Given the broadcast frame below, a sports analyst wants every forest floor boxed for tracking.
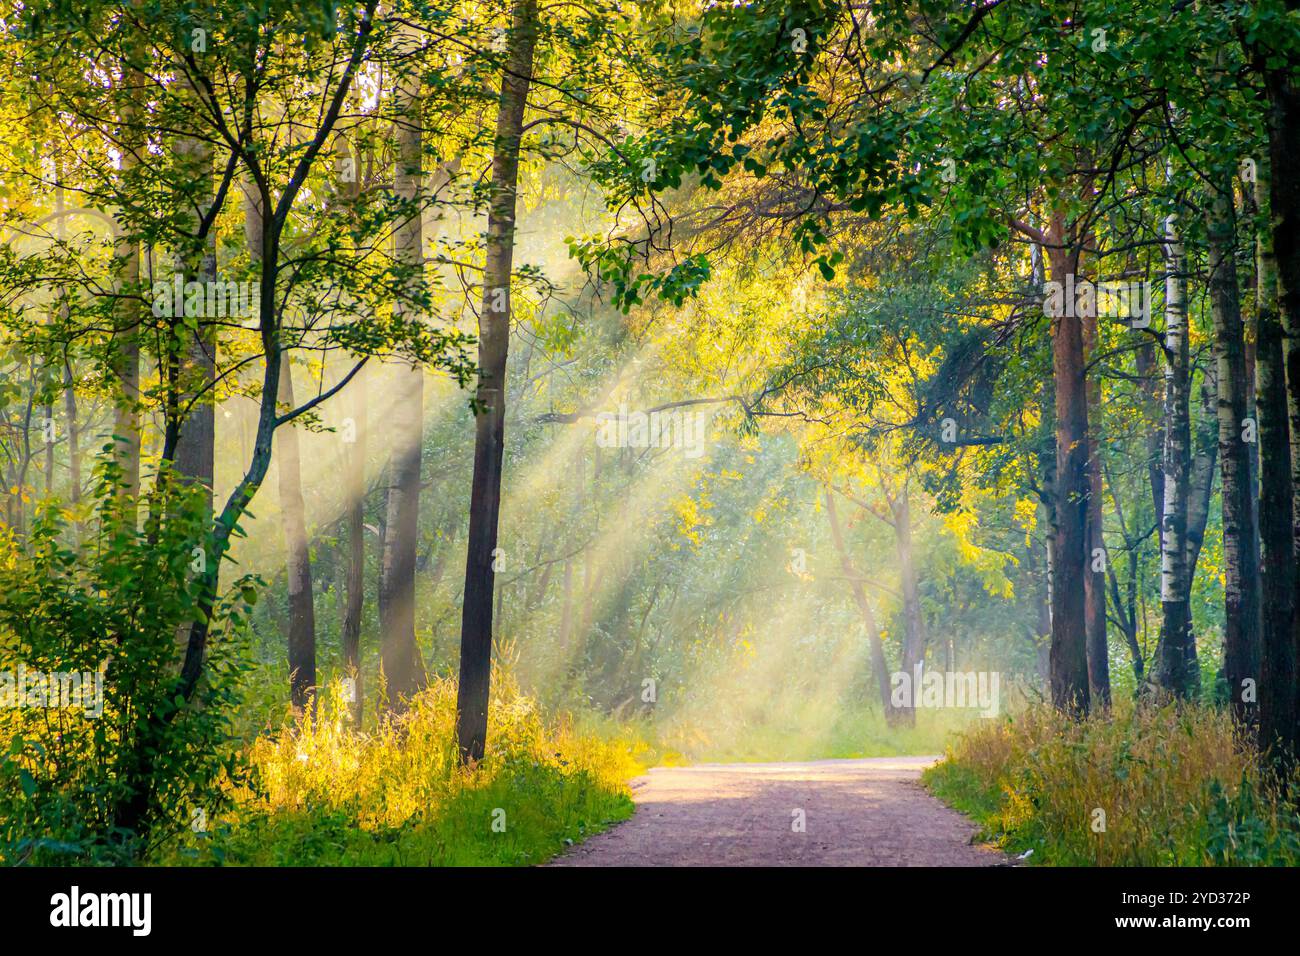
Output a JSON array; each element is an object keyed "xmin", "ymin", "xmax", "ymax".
[{"xmin": 548, "ymin": 755, "xmax": 1010, "ymax": 866}]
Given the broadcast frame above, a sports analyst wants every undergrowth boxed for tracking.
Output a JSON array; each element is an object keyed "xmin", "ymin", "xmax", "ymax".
[
  {"xmin": 924, "ymin": 702, "xmax": 1300, "ymax": 865},
  {"xmin": 158, "ymin": 672, "xmax": 643, "ymax": 866}
]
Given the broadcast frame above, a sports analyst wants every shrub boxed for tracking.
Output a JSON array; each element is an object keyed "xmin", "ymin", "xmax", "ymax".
[{"xmin": 0, "ymin": 463, "xmax": 254, "ymax": 864}]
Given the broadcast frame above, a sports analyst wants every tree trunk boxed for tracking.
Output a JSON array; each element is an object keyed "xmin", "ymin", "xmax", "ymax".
[
  {"xmin": 335, "ymin": 129, "xmax": 366, "ymax": 725},
  {"xmin": 110, "ymin": 64, "xmax": 143, "ymax": 506},
  {"xmin": 580, "ymin": 450, "xmax": 600, "ymax": 641},
  {"xmin": 1154, "ymin": 212, "xmax": 1196, "ymax": 698},
  {"xmin": 244, "ymin": 177, "xmax": 316, "ymax": 712},
  {"xmin": 1082, "ymin": 309, "xmax": 1111, "ymax": 707},
  {"xmin": 1264, "ymin": 50, "xmax": 1300, "ymax": 761},
  {"xmin": 1253, "ymin": 161, "xmax": 1296, "ymax": 753},
  {"xmin": 378, "ymin": 371, "xmax": 424, "ymax": 709},
  {"xmin": 42, "ymin": 396, "xmax": 54, "ymax": 495},
  {"xmin": 167, "ymin": 98, "xmax": 218, "ymax": 507},
  {"xmin": 891, "ymin": 488, "xmax": 927, "ymax": 726},
  {"xmin": 343, "ymin": 367, "xmax": 366, "ymax": 724},
  {"xmin": 62, "ymin": 358, "xmax": 79, "ymax": 504},
  {"xmin": 378, "ymin": 39, "xmax": 428, "ymax": 710},
  {"xmin": 559, "ymin": 555, "xmax": 574, "ymax": 650},
  {"xmin": 276, "ymin": 355, "xmax": 317, "ymax": 713},
  {"xmin": 172, "ymin": 200, "xmax": 217, "ymax": 516},
  {"xmin": 1136, "ymin": 341, "xmax": 1165, "ymax": 532},
  {"xmin": 824, "ymin": 487, "xmax": 894, "ymax": 720},
  {"xmin": 1208, "ymin": 181, "xmax": 1262, "ymax": 724},
  {"xmin": 1045, "ymin": 226, "xmax": 1091, "ymax": 716},
  {"xmin": 455, "ymin": 0, "xmax": 538, "ymax": 763},
  {"xmin": 114, "ymin": 0, "xmax": 380, "ymax": 836},
  {"xmin": 1186, "ymin": 364, "xmax": 1218, "ymax": 580},
  {"xmin": 111, "ymin": 225, "xmax": 142, "ymax": 502}
]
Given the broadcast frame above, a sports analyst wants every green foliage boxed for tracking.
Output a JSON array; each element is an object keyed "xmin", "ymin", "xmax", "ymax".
[
  {"xmin": 1202, "ymin": 776, "xmax": 1300, "ymax": 866},
  {"xmin": 0, "ymin": 460, "xmax": 255, "ymax": 864}
]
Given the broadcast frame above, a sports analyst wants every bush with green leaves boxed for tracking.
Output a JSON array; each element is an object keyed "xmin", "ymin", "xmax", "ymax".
[{"xmin": 0, "ymin": 459, "xmax": 255, "ymax": 864}]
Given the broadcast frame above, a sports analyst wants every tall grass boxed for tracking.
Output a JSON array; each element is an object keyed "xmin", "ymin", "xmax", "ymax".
[
  {"xmin": 161, "ymin": 672, "xmax": 644, "ymax": 866},
  {"xmin": 924, "ymin": 702, "xmax": 1300, "ymax": 865}
]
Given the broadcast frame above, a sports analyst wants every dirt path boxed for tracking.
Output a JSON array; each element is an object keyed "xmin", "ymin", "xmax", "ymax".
[{"xmin": 550, "ymin": 755, "xmax": 1009, "ymax": 867}]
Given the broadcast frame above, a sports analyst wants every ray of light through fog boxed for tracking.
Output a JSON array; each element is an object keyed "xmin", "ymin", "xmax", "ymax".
[
  {"xmin": 186, "ymin": 178, "xmax": 989, "ymax": 756},
  {"xmin": 8, "ymin": 0, "xmax": 1292, "ymax": 880}
]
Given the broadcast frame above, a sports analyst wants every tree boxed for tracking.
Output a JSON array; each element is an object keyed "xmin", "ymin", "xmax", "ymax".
[
  {"xmin": 1152, "ymin": 212, "xmax": 1195, "ymax": 698},
  {"xmin": 456, "ymin": 0, "xmax": 540, "ymax": 763},
  {"xmin": 1206, "ymin": 174, "xmax": 1262, "ymax": 722},
  {"xmin": 276, "ymin": 354, "xmax": 318, "ymax": 713},
  {"xmin": 1, "ymin": 0, "xmax": 475, "ymax": 835},
  {"xmin": 379, "ymin": 24, "xmax": 429, "ymax": 709},
  {"xmin": 1252, "ymin": 159, "xmax": 1296, "ymax": 751},
  {"xmin": 1243, "ymin": 0, "xmax": 1300, "ymax": 759}
]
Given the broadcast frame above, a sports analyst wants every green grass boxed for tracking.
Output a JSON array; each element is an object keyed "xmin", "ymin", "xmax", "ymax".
[
  {"xmin": 156, "ymin": 672, "xmax": 642, "ymax": 866},
  {"xmin": 924, "ymin": 757, "xmax": 1036, "ymax": 859},
  {"xmin": 657, "ymin": 704, "xmax": 991, "ymax": 763},
  {"xmin": 923, "ymin": 702, "xmax": 1300, "ymax": 866},
  {"xmin": 174, "ymin": 764, "xmax": 633, "ymax": 866}
]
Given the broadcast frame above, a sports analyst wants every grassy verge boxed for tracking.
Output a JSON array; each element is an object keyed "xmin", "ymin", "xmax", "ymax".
[
  {"xmin": 158, "ymin": 674, "xmax": 642, "ymax": 866},
  {"xmin": 657, "ymin": 705, "xmax": 990, "ymax": 762},
  {"xmin": 923, "ymin": 702, "xmax": 1300, "ymax": 866}
]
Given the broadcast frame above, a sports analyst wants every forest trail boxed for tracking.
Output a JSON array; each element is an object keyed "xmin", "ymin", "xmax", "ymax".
[{"xmin": 549, "ymin": 755, "xmax": 1010, "ymax": 867}]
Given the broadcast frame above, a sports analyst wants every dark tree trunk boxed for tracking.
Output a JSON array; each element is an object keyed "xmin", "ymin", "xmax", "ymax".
[
  {"xmin": 1082, "ymin": 309, "xmax": 1111, "ymax": 707},
  {"xmin": 378, "ymin": 365, "xmax": 424, "ymax": 707},
  {"xmin": 277, "ymin": 356, "xmax": 317, "ymax": 712},
  {"xmin": 111, "ymin": 230, "xmax": 141, "ymax": 501},
  {"xmin": 343, "ymin": 368, "xmax": 366, "ymax": 724},
  {"xmin": 1045, "ymin": 229, "xmax": 1091, "ymax": 716},
  {"xmin": 245, "ymin": 177, "xmax": 316, "ymax": 712},
  {"xmin": 378, "ymin": 44, "xmax": 428, "ymax": 710},
  {"xmin": 1208, "ymin": 180, "xmax": 1262, "ymax": 724},
  {"xmin": 1254, "ymin": 160, "xmax": 1297, "ymax": 754},
  {"xmin": 455, "ymin": 0, "xmax": 538, "ymax": 763},
  {"xmin": 334, "ymin": 132, "xmax": 366, "ymax": 724},
  {"xmin": 111, "ymin": 67, "xmax": 143, "ymax": 506},
  {"xmin": 1262, "ymin": 47, "xmax": 1300, "ymax": 760},
  {"xmin": 172, "ymin": 129, "xmax": 217, "ymax": 514}
]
